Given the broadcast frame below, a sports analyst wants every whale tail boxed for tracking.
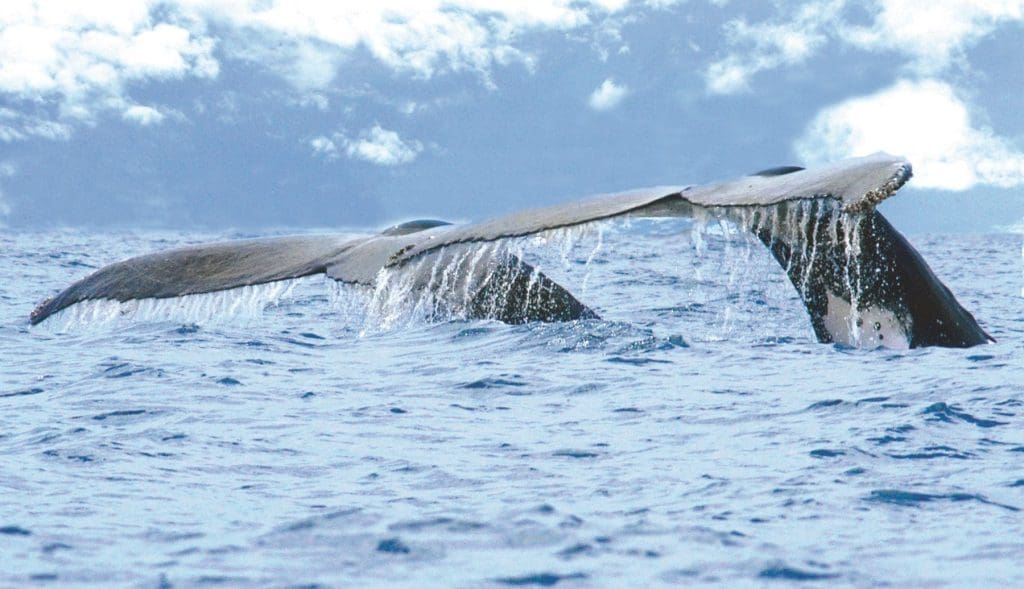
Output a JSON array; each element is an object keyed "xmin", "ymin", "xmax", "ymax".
[
  {"xmin": 747, "ymin": 202, "xmax": 992, "ymax": 348},
  {"xmin": 29, "ymin": 154, "xmax": 993, "ymax": 348},
  {"xmin": 29, "ymin": 234, "xmax": 598, "ymax": 326},
  {"xmin": 466, "ymin": 253, "xmax": 599, "ymax": 323},
  {"xmin": 29, "ymin": 235, "xmax": 355, "ymax": 325}
]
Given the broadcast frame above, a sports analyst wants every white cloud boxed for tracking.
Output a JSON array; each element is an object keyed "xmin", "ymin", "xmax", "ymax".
[
  {"xmin": 645, "ymin": 0, "xmax": 690, "ymax": 6},
  {"xmin": 0, "ymin": 1, "xmax": 659, "ymax": 140},
  {"xmin": 0, "ymin": 108, "xmax": 72, "ymax": 142},
  {"xmin": 309, "ymin": 135, "xmax": 339, "ymax": 159},
  {"xmin": 343, "ymin": 126, "xmax": 423, "ymax": 166},
  {"xmin": 0, "ymin": 1, "xmax": 217, "ymax": 138},
  {"xmin": 706, "ymin": 0, "xmax": 841, "ymax": 94},
  {"xmin": 712, "ymin": 0, "xmax": 1024, "ymax": 194},
  {"xmin": 175, "ymin": 1, "xmax": 634, "ymax": 89},
  {"xmin": 310, "ymin": 126, "xmax": 423, "ymax": 165},
  {"xmin": 588, "ymin": 78, "xmax": 630, "ymax": 111},
  {"xmin": 706, "ymin": 0, "xmax": 1024, "ymax": 93},
  {"xmin": 122, "ymin": 105, "xmax": 166, "ymax": 126},
  {"xmin": 842, "ymin": 0, "xmax": 1024, "ymax": 73},
  {"xmin": 0, "ymin": 161, "xmax": 15, "ymax": 219},
  {"xmin": 297, "ymin": 93, "xmax": 330, "ymax": 111},
  {"xmin": 794, "ymin": 79, "xmax": 1024, "ymax": 190}
]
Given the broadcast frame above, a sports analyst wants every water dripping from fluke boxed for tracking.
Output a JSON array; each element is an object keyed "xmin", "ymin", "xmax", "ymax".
[{"xmin": 29, "ymin": 155, "xmax": 993, "ymax": 349}]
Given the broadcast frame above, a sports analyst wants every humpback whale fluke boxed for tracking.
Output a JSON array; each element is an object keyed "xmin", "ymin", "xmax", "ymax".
[{"xmin": 29, "ymin": 154, "xmax": 992, "ymax": 348}]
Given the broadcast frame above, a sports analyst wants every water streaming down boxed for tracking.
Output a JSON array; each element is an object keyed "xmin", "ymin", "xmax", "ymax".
[
  {"xmin": 353, "ymin": 205, "xmax": 829, "ymax": 344},
  {"xmin": 722, "ymin": 201, "xmax": 925, "ymax": 348},
  {"xmin": 2, "ymin": 223, "xmax": 1022, "ymax": 587},
  {"xmin": 34, "ymin": 212, "xmax": 820, "ymax": 343},
  {"xmin": 36, "ymin": 277, "xmax": 318, "ymax": 333}
]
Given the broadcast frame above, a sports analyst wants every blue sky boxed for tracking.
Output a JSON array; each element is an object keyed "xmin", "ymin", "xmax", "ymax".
[{"xmin": 1, "ymin": 0, "xmax": 1022, "ymax": 232}]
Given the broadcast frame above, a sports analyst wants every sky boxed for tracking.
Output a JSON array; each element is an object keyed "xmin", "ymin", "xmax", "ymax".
[{"xmin": 1, "ymin": 0, "xmax": 1023, "ymax": 233}]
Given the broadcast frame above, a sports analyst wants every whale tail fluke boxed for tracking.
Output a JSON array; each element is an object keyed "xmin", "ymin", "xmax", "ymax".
[
  {"xmin": 29, "ymin": 233, "xmax": 598, "ymax": 326},
  {"xmin": 748, "ymin": 203, "xmax": 992, "ymax": 348},
  {"xmin": 29, "ymin": 235, "xmax": 354, "ymax": 325},
  {"xmin": 29, "ymin": 154, "xmax": 993, "ymax": 348},
  {"xmin": 467, "ymin": 254, "xmax": 599, "ymax": 323}
]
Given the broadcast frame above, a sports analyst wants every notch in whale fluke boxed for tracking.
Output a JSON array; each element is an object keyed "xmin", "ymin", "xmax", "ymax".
[{"xmin": 28, "ymin": 154, "xmax": 993, "ymax": 349}]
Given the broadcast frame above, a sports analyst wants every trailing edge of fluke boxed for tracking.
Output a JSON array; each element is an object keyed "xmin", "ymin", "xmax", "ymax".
[{"xmin": 30, "ymin": 153, "xmax": 993, "ymax": 349}]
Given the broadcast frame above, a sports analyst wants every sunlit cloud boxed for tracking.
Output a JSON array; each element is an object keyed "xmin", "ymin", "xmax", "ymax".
[
  {"xmin": 0, "ymin": 1, "xmax": 217, "ymax": 136},
  {"xmin": 712, "ymin": 0, "xmax": 1024, "ymax": 194},
  {"xmin": 841, "ymin": 0, "xmax": 1024, "ymax": 74},
  {"xmin": 705, "ymin": 0, "xmax": 841, "ymax": 95},
  {"xmin": 794, "ymin": 79, "xmax": 1024, "ymax": 190},
  {"xmin": 0, "ymin": 108, "xmax": 72, "ymax": 142},
  {"xmin": 310, "ymin": 126, "xmax": 423, "ymax": 166},
  {"xmin": 122, "ymin": 105, "xmax": 167, "ymax": 126},
  {"xmin": 343, "ymin": 126, "xmax": 423, "ymax": 166},
  {"xmin": 706, "ymin": 0, "xmax": 1024, "ymax": 94},
  {"xmin": 1, "ymin": 1, "xmax": 661, "ymax": 141},
  {"xmin": 309, "ymin": 136, "xmax": 339, "ymax": 160},
  {"xmin": 588, "ymin": 78, "xmax": 630, "ymax": 111},
  {"xmin": 0, "ymin": 161, "xmax": 15, "ymax": 220}
]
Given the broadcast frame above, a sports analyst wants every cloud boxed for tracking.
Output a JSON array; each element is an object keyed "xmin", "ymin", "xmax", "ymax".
[
  {"xmin": 842, "ymin": 0, "xmax": 1024, "ymax": 73},
  {"xmin": 0, "ymin": 1, "xmax": 217, "ymax": 138},
  {"xmin": 309, "ymin": 136, "xmax": 339, "ymax": 159},
  {"xmin": 310, "ymin": 126, "xmax": 423, "ymax": 166},
  {"xmin": 0, "ymin": 1, "xmax": 666, "ymax": 140},
  {"xmin": 343, "ymin": 126, "xmax": 423, "ymax": 166},
  {"xmin": 181, "ymin": 1, "xmax": 641, "ymax": 90},
  {"xmin": 794, "ymin": 79, "xmax": 1024, "ymax": 190},
  {"xmin": 712, "ymin": 0, "xmax": 1024, "ymax": 194},
  {"xmin": 705, "ymin": 0, "xmax": 842, "ymax": 94},
  {"xmin": 122, "ymin": 105, "xmax": 166, "ymax": 126},
  {"xmin": 645, "ymin": 0, "xmax": 691, "ymax": 7},
  {"xmin": 0, "ymin": 161, "xmax": 15, "ymax": 220},
  {"xmin": 0, "ymin": 108, "xmax": 72, "ymax": 142},
  {"xmin": 309, "ymin": 135, "xmax": 337, "ymax": 156},
  {"xmin": 706, "ymin": 0, "xmax": 1024, "ymax": 93},
  {"xmin": 588, "ymin": 78, "xmax": 630, "ymax": 111}
]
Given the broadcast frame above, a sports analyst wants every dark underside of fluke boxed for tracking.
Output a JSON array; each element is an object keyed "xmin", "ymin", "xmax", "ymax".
[{"xmin": 30, "ymin": 154, "xmax": 992, "ymax": 349}]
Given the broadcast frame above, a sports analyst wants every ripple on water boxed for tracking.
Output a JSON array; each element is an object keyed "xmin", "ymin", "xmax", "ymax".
[
  {"xmin": 376, "ymin": 538, "xmax": 411, "ymax": 554},
  {"xmin": 866, "ymin": 490, "xmax": 1020, "ymax": 512},
  {"xmin": 494, "ymin": 572, "xmax": 589, "ymax": 586},
  {"xmin": 460, "ymin": 374, "xmax": 528, "ymax": 389},
  {"xmin": 3, "ymin": 229, "xmax": 1023, "ymax": 588},
  {"xmin": 0, "ymin": 387, "xmax": 44, "ymax": 398},
  {"xmin": 885, "ymin": 446, "xmax": 974, "ymax": 460},
  {"xmin": 758, "ymin": 564, "xmax": 839, "ymax": 581},
  {"xmin": 91, "ymin": 409, "xmax": 148, "ymax": 421},
  {"xmin": 922, "ymin": 402, "xmax": 1008, "ymax": 428}
]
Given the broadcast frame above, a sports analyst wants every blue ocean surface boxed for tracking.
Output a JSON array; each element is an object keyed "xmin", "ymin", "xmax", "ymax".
[{"xmin": 2, "ymin": 222, "xmax": 1023, "ymax": 587}]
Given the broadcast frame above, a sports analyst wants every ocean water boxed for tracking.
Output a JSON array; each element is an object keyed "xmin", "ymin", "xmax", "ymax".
[{"xmin": 2, "ymin": 222, "xmax": 1023, "ymax": 587}]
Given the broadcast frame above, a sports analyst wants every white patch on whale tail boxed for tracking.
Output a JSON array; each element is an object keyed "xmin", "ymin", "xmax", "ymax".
[{"xmin": 821, "ymin": 292, "xmax": 911, "ymax": 349}]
